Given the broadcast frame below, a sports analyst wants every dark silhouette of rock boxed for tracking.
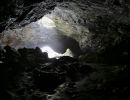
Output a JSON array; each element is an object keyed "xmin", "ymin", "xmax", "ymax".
[
  {"xmin": 33, "ymin": 68, "xmax": 66, "ymax": 92},
  {"xmin": 0, "ymin": 46, "xmax": 4, "ymax": 61},
  {"xmin": 0, "ymin": 46, "xmax": 128, "ymax": 100},
  {"xmin": 4, "ymin": 45, "xmax": 20, "ymax": 63},
  {"xmin": 0, "ymin": 0, "xmax": 129, "ymax": 99},
  {"xmin": 58, "ymin": 56, "xmax": 78, "ymax": 63},
  {"xmin": 79, "ymin": 64, "xmax": 95, "ymax": 75}
]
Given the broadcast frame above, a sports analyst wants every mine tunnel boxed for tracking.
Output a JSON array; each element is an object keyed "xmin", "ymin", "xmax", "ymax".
[{"xmin": 0, "ymin": 0, "xmax": 129, "ymax": 100}]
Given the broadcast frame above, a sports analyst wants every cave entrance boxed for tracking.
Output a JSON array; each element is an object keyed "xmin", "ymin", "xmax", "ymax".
[
  {"xmin": 0, "ymin": 8, "xmax": 81, "ymax": 58},
  {"xmin": 41, "ymin": 46, "xmax": 73, "ymax": 58}
]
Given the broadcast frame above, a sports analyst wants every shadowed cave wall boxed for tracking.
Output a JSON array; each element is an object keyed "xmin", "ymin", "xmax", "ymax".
[{"xmin": 0, "ymin": 0, "xmax": 129, "ymax": 100}]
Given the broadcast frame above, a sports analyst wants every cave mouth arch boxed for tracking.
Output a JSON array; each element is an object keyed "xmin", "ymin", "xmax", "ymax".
[{"xmin": 0, "ymin": 10, "xmax": 82, "ymax": 58}]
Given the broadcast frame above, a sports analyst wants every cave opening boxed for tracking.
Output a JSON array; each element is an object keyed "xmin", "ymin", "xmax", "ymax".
[
  {"xmin": 0, "ymin": 0, "xmax": 129, "ymax": 99},
  {"xmin": 0, "ymin": 8, "xmax": 82, "ymax": 58}
]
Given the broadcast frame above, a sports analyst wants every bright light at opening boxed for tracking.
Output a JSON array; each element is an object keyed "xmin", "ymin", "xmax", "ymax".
[
  {"xmin": 41, "ymin": 46, "xmax": 60, "ymax": 58},
  {"xmin": 41, "ymin": 46, "xmax": 73, "ymax": 58},
  {"xmin": 37, "ymin": 16, "xmax": 56, "ymax": 28}
]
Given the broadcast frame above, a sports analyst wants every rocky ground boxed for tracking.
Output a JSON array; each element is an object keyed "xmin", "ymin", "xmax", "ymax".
[
  {"xmin": 0, "ymin": 46, "xmax": 129, "ymax": 100},
  {"xmin": 0, "ymin": 0, "xmax": 129, "ymax": 100}
]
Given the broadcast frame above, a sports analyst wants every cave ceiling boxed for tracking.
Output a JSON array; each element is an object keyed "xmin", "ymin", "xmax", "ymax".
[
  {"xmin": 0, "ymin": 0, "xmax": 130, "ymax": 53},
  {"xmin": 1, "ymin": 0, "xmax": 129, "ymax": 32}
]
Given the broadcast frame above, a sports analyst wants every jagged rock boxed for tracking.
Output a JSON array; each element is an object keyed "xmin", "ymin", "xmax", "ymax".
[
  {"xmin": 58, "ymin": 56, "xmax": 78, "ymax": 63},
  {"xmin": 4, "ymin": 45, "xmax": 20, "ymax": 63},
  {"xmin": 0, "ymin": 0, "xmax": 129, "ymax": 100},
  {"xmin": 33, "ymin": 68, "xmax": 66, "ymax": 92},
  {"xmin": 0, "ymin": 46, "xmax": 129, "ymax": 100},
  {"xmin": 0, "ymin": 0, "xmax": 130, "ymax": 63}
]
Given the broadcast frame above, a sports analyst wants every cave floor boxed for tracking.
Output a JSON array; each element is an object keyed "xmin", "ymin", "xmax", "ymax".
[{"xmin": 0, "ymin": 47, "xmax": 128, "ymax": 100}]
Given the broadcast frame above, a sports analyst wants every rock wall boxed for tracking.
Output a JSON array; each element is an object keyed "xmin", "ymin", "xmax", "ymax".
[{"xmin": 0, "ymin": 0, "xmax": 130, "ymax": 63}]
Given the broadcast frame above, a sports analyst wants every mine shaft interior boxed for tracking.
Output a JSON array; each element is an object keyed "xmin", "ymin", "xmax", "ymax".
[{"xmin": 0, "ymin": 0, "xmax": 129, "ymax": 100}]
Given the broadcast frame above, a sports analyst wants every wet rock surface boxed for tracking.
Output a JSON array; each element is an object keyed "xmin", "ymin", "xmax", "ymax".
[{"xmin": 0, "ymin": 46, "xmax": 129, "ymax": 100}]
